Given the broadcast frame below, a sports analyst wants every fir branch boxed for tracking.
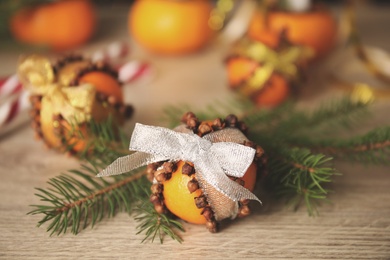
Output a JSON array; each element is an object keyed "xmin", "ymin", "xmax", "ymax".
[
  {"xmin": 264, "ymin": 148, "xmax": 337, "ymax": 216},
  {"xmin": 28, "ymin": 118, "xmax": 145, "ymax": 236},
  {"xmin": 299, "ymin": 126, "xmax": 390, "ymax": 164},
  {"xmin": 134, "ymin": 198, "xmax": 185, "ymax": 244},
  {"xmin": 53, "ymin": 170, "xmax": 147, "ymax": 215},
  {"xmin": 244, "ymin": 98, "xmax": 370, "ymax": 139},
  {"xmin": 76, "ymin": 117, "xmax": 130, "ymax": 159},
  {"xmin": 28, "ymin": 164, "xmax": 149, "ymax": 236}
]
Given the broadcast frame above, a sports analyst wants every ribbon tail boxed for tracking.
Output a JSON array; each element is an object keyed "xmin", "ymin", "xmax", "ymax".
[
  {"xmin": 230, "ymin": 182, "xmax": 262, "ymax": 203},
  {"xmin": 96, "ymin": 152, "xmax": 167, "ymax": 177},
  {"xmin": 215, "ymin": 175, "xmax": 261, "ymax": 203},
  {"xmin": 196, "ymin": 155, "xmax": 261, "ymax": 203}
]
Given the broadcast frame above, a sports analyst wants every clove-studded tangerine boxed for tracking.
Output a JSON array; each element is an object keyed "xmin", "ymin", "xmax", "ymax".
[
  {"xmin": 19, "ymin": 54, "xmax": 133, "ymax": 154},
  {"xmin": 148, "ymin": 112, "xmax": 266, "ymax": 232},
  {"xmin": 226, "ymin": 56, "xmax": 290, "ymax": 107}
]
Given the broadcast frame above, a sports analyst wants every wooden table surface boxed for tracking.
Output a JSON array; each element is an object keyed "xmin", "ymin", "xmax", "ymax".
[{"xmin": 1, "ymin": 2, "xmax": 389, "ymax": 259}]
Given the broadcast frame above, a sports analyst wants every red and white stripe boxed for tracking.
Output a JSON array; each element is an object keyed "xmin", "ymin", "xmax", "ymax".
[
  {"xmin": 91, "ymin": 41, "xmax": 129, "ymax": 63},
  {"xmin": 118, "ymin": 60, "xmax": 153, "ymax": 84},
  {"xmin": 91, "ymin": 41, "xmax": 153, "ymax": 84},
  {"xmin": 0, "ymin": 74, "xmax": 29, "ymax": 129}
]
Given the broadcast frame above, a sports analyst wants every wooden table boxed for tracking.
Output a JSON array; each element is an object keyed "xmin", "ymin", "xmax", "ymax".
[{"xmin": 1, "ymin": 2, "xmax": 389, "ymax": 259}]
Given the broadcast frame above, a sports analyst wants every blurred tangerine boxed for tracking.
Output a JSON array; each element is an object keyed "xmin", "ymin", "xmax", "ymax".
[
  {"xmin": 10, "ymin": 0, "xmax": 95, "ymax": 50},
  {"xmin": 129, "ymin": 0, "xmax": 214, "ymax": 55},
  {"xmin": 248, "ymin": 8, "xmax": 337, "ymax": 57}
]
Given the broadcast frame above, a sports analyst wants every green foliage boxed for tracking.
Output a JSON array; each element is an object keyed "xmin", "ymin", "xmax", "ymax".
[
  {"xmin": 28, "ymin": 166, "xmax": 148, "ymax": 236},
  {"xmin": 264, "ymin": 147, "xmax": 338, "ymax": 215},
  {"xmin": 301, "ymin": 126, "xmax": 390, "ymax": 164},
  {"xmin": 134, "ymin": 197, "xmax": 185, "ymax": 244}
]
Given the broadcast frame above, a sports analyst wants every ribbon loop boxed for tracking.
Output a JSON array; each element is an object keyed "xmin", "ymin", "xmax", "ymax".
[
  {"xmin": 210, "ymin": 142, "xmax": 256, "ymax": 177},
  {"xmin": 18, "ymin": 55, "xmax": 96, "ymax": 124},
  {"xmin": 232, "ymin": 38, "xmax": 314, "ymax": 96},
  {"xmin": 98, "ymin": 123, "xmax": 261, "ymax": 203}
]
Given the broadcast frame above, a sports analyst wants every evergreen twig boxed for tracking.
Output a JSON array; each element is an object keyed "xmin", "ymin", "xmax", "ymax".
[
  {"xmin": 300, "ymin": 126, "xmax": 390, "ymax": 164},
  {"xmin": 134, "ymin": 197, "xmax": 185, "ymax": 244}
]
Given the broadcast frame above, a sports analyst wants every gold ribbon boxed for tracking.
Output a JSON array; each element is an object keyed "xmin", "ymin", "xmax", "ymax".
[
  {"xmin": 330, "ymin": 75, "xmax": 390, "ymax": 104},
  {"xmin": 18, "ymin": 55, "xmax": 96, "ymax": 124},
  {"xmin": 233, "ymin": 38, "xmax": 313, "ymax": 95}
]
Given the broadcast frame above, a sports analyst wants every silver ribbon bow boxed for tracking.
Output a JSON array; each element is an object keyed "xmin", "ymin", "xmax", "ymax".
[{"xmin": 97, "ymin": 123, "xmax": 260, "ymax": 203}]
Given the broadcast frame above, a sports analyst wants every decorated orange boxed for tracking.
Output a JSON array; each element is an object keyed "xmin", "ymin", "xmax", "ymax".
[
  {"xmin": 148, "ymin": 114, "xmax": 265, "ymax": 232},
  {"xmin": 10, "ymin": 0, "xmax": 95, "ymax": 50},
  {"xmin": 226, "ymin": 56, "xmax": 290, "ymax": 107},
  {"xmin": 247, "ymin": 8, "xmax": 337, "ymax": 57},
  {"xmin": 18, "ymin": 55, "xmax": 133, "ymax": 154},
  {"xmin": 129, "ymin": 0, "xmax": 214, "ymax": 55}
]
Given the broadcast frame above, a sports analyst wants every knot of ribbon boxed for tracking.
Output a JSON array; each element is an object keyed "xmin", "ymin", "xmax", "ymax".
[
  {"xmin": 18, "ymin": 55, "xmax": 96, "ymax": 123},
  {"xmin": 233, "ymin": 38, "xmax": 313, "ymax": 95},
  {"xmin": 98, "ymin": 123, "xmax": 261, "ymax": 203}
]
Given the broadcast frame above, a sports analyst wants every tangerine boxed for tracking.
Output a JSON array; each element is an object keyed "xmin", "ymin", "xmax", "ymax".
[
  {"xmin": 247, "ymin": 8, "xmax": 337, "ymax": 57},
  {"xmin": 79, "ymin": 72, "xmax": 123, "ymax": 103},
  {"xmin": 10, "ymin": 0, "xmax": 95, "ymax": 50},
  {"xmin": 24, "ymin": 56, "xmax": 132, "ymax": 153},
  {"xmin": 226, "ymin": 57, "xmax": 290, "ymax": 107},
  {"xmin": 129, "ymin": 0, "xmax": 214, "ymax": 55}
]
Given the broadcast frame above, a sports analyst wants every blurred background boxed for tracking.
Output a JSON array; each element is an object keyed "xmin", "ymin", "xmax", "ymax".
[{"xmin": 0, "ymin": 0, "xmax": 389, "ymax": 126}]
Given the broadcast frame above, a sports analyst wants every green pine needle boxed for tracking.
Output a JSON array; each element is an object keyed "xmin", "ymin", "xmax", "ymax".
[
  {"xmin": 28, "ymin": 164, "xmax": 149, "ymax": 236},
  {"xmin": 134, "ymin": 197, "xmax": 185, "ymax": 244},
  {"xmin": 303, "ymin": 126, "xmax": 390, "ymax": 164},
  {"xmin": 265, "ymin": 147, "xmax": 338, "ymax": 216}
]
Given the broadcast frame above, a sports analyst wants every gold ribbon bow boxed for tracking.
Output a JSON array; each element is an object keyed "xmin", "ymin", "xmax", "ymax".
[
  {"xmin": 18, "ymin": 55, "xmax": 96, "ymax": 124},
  {"xmin": 234, "ymin": 38, "xmax": 313, "ymax": 96}
]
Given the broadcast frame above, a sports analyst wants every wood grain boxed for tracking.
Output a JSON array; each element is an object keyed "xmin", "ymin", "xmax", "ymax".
[{"xmin": 0, "ymin": 2, "xmax": 389, "ymax": 259}]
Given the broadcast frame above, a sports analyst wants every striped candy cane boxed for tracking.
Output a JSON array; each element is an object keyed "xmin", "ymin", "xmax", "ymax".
[
  {"xmin": 91, "ymin": 41, "xmax": 129, "ymax": 63},
  {"xmin": 0, "ymin": 75, "xmax": 30, "ymax": 129},
  {"xmin": 91, "ymin": 41, "xmax": 153, "ymax": 84}
]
